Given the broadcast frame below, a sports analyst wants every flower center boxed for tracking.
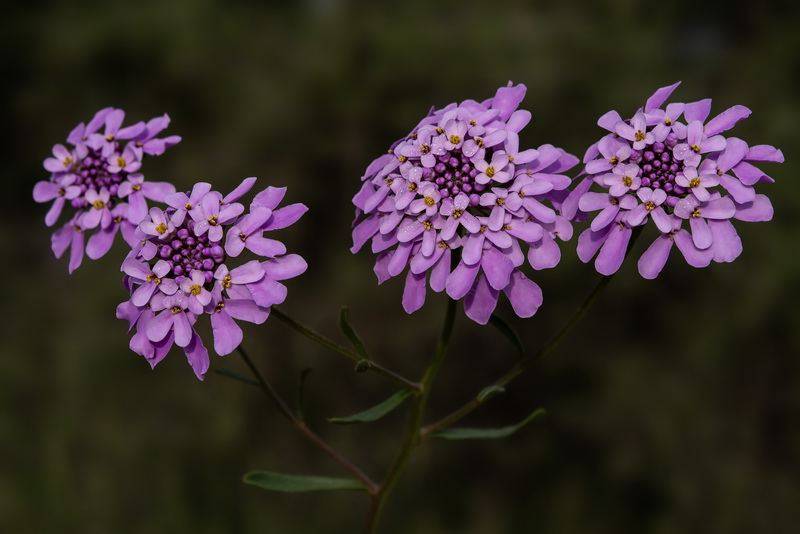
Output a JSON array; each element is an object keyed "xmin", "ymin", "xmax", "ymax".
[
  {"xmin": 449, "ymin": 135, "xmax": 461, "ymax": 145},
  {"xmin": 222, "ymin": 275, "xmax": 232, "ymax": 288},
  {"xmin": 622, "ymin": 176, "xmax": 633, "ymax": 187},
  {"xmin": 424, "ymin": 196, "xmax": 435, "ymax": 206},
  {"xmin": 207, "ymin": 215, "xmax": 219, "ymax": 226},
  {"xmin": 635, "ymin": 130, "xmax": 646, "ymax": 142},
  {"xmin": 155, "ymin": 222, "xmax": 168, "ymax": 234},
  {"xmin": 485, "ymin": 166, "xmax": 495, "ymax": 178},
  {"xmin": 689, "ymin": 178, "xmax": 701, "ymax": 188},
  {"xmin": 190, "ymin": 284, "xmax": 202, "ymax": 296},
  {"xmin": 645, "ymin": 201, "xmax": 656, "ymax": 211}
]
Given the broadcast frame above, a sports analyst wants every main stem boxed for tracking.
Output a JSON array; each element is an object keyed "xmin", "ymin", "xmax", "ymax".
[
  {"xmin": 364, "ymin": 298, "xmax": 458, "ymax": 533},
  {"xmin": 236, "ymin": 346, "xmax": 379, "ymax": 494}
]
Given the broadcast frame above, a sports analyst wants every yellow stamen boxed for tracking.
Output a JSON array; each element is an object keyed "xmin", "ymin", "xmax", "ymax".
[
  {"xmin": 398, "ymin": 155, "xmax": 407, "ymax": 162},
  {"xmin": 423, "ymin": 221, "xmax": 432, "ymax": 230},
  {"xmin": 664, "ymin": 118, "xmax": 672, "ymax": 125},
  {"xmin": 408, "ymin": 182, "xmax": 417, "ymax": 192},
  {"xmin": 116, "ymin": 157, "xmax": 126, "ymax": 168},
  {"xmin": 171, "ymin": 306, "xmax": 182, "ymax": 315},
  {"xmin": 645, "ymin": 201, "xmax": 656, "ymax": 211},
  {"xmin": 485, "ymin": 166, "xmax": 495, "ymax": 178},
  {"xmin": 622, "ymin": 176, "xmax": 633, "ymax": 187},
  {"xmin": 691, "ymin": 208, "xmax": 702, "ymax": 218},
  {"xmin": 690, "ymin": 144, "xmax": 701, "ymax": 153},
  {"xmin": 449, "ymin": 134, "xmax": 461, "ymax": 145},
  {"xmin": 155, "ymin": 222, "xmax": 168, "ymax": 234},
  {"xmin": 452, "ymin": 209, "xmax": 463, "ymax": 219},
  {"xmin": 132, "ymin": 184, "xmax": 141, "ymax": 192},
  {"xmin": 207, "ymin": 215, "xmax": 219, "ymax": 226},
  {"xmin": 424, "ymin": 196, "xmax": 435, "ymax": 206},
  {"xmin": 92, "ymin": 200, "xmax": 106, "ymax": 210},
  {"xmin": 496, "ymin": 198, "xmax": 505, "ymax": 206},
  {"xmin": 222, "ymin": 275, "xmax": 232, "ymax": 288},
  {"xmin": 190, "ymin": 285, "xmax": 202, "ymax": 296},
  {"xmin": 609, "ymin": 156, "xmax": 619, "ymax": 166},
  {"xmin": 145, "ymin": 273, "xmax": 161, "ymax": 285},
  {"xmin": 634, "ymin": 131, "xmax": 646, "ymax": 142},
  {"xmin": 689, "ymin": 178, "xmax": 701, "ymax": 188}
]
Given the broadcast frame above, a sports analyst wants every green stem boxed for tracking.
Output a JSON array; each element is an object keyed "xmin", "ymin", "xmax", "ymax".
[
  {"xmin": 236, "ymin": 346, "xmax": 379, "ymax": 494},
  {"xmin": 422, "ymin": 225, "xmax": 644, "ymax": 437},
  {"xmin": 364, "ymin": 298, "xmax": 458, "ymax": 533},
  {"xmin": 270, "ymin": 306, "xmax": 421, "ymax": 392}
]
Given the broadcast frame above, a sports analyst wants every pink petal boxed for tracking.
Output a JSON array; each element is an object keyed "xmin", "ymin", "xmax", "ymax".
[
  {"xmin": 211, "ymin": 309, "xmax": 244, "ymax": 356},
  {"xmin": 504, "ymin": 270, "xmax": 542, "ymax": 318}
]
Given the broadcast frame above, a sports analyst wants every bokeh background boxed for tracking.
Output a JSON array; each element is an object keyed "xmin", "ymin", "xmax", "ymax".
[{"xmin": 3, "ymin": 0, "xmax": 799, "ymax": 532}]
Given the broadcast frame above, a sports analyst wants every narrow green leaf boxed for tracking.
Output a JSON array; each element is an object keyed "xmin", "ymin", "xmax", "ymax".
[
  {"xmin": 477, "ymin": 385, "xmax": 506, "ymax": 402},
  {"xmin": 328, "ymin": 390, "xmax": 414, "ymax": 424},
  {"xmin": 339, "ymin": 307, "xmax": 370, "ymax": 360},
  {"xmin": 430, "ymin": 408, "xmax": 546, "ymax": 440},
  {"xmin": 216, "ymin": 368, "xmax": 259, "ymax": 387},
  {"xmin": 489, "ymin": 314, "xmax": 525, "ymax": 360},
  {"xmin": 243, "ymin": 471, "xmax": 367, "ymax": 492}
]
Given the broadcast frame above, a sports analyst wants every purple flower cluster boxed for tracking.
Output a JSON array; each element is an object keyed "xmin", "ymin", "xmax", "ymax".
[
  {"xmin": 567, "ymin": 82, "xmax": 782, "ymax": 278},
  {"xmin": 352, "ymin": 83, "xmax": 577, "ymax": 324},
  {"xmin": 116, "ymin": 179, "xmax": 308, "ymax": 379},
  {"xmin": 34, "ymin": 108, "xmax": 181, "ymax": 272}
]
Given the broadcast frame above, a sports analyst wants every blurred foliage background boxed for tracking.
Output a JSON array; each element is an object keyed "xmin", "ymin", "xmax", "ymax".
[{"xmin": 3, "ymin": 0, "xmax": 799, "ymax": 532}]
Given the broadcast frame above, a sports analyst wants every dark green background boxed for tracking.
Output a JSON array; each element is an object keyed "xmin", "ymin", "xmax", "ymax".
[{"xmin": 4, "ymin": 0, "xmax": 799, "ymax": 532}]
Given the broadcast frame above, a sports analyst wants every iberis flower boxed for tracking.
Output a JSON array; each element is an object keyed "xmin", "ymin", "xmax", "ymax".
[
  {"xmin": 116, "ymin": 179, "xmax": 308, "ymax": 379},
  {"xmin": 566, "ymin": 82, "xmax": 782, "ymax": 278},
  {"xmin": 351, "ymin": 83, "xmax": 577, "ymax": 324},
  {"xmin": 34, "ymin": 108, "xmax": 180, "ymax": 272}
]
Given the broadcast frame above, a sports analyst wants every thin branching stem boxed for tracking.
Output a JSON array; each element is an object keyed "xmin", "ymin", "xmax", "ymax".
[
  {"xmin": 422, "ymin": 225, "xmax": 644, "ymax": 437},
  {"xmin": 364, "ymin": 297, "xmax": 458, "ymax": 533},
  {"xmin": 236, "ymin": 345, "xmax": 379, "ymax": 494},
  {"xmin": 270, "ymin": 306, "xmax": 421, "ymax": 392}
]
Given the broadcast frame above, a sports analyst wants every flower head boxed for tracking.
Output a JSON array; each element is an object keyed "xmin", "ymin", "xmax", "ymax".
[
  {"xmin": 352, "ymin": 83, "xmax": 577, "ymax": 324},
  {"xmin": 117, "ymin": 179, "xmax": 308, "ymax": 379},
  {"xmin": 568, "ymin": 82, "xmax": 782, "ymax": 278},
  {"xmin": 34, "ymin": 108, "xmax": 180, "ymax": 272}
]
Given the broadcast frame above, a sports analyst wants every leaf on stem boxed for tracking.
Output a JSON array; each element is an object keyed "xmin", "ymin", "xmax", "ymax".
[
  {"xmin": 488, "ymin": 314, "xmax": 525, "ymax": 360},
  {"xmin": 429, "ymin": 408, "xmax": 546, "ymax": 440},
  {"xmin": 216, "ymin": 368, "xmax": 260, "ymax": 387},
  {"xmin": 327, "ymin": 390, "xmax": 414, "ymax": 425},
  {"xmin": 243, "ymin": 471, "xmax": 367, "ymax": 492},
  {"xmin": 339, "ymin": 307, "xmax": 370, "ymax": 360},
  {"xmin": 476, "ymin": 385, "xmax": 506, "ymax": 402}
]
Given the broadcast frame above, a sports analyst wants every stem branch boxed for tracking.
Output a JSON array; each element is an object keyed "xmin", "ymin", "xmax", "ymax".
[
  {"xmin": 237, "ymin": 345, "xmax": 379, "ymax": 494},
  {"xmin": 271, "ymin": 306, "xmax": 421, "ymax": 392}
]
